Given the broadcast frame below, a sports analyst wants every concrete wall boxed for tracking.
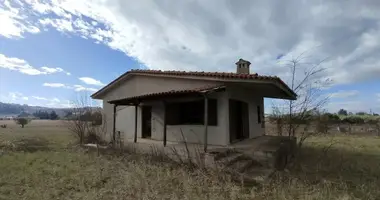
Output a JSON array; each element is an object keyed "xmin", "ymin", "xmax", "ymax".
[
  {"xmin": 226, "ymin": 86, "xmax": 265, "ymax": 139},
  {"xmin": 101, "ymin": 75, "xmax": 221, "ymax": 143},
  {"xmin": 104, "ymin": 91, "xmax": 228, "ymax": 146},
  {"xmin": 100, "ymin": 75, "xmax": 265, "ymax": 145},
  {"xmin": 105, "ymin": 86, "xmax": 264, "ymax": 146},
  {"xmin": 150, "ymin": 92, "xmax": 229, "ymax": 145}
]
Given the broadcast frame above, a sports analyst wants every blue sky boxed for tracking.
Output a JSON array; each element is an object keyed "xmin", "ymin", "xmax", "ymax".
[{"xmin": 0, "ymin": 0, "xmax": 379, "ymax": 113}]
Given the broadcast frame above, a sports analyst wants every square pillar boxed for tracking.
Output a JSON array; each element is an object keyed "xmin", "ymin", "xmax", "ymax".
[{"xmin": 204, "ymin": 95, "xmax": 208, "ymax": 152}]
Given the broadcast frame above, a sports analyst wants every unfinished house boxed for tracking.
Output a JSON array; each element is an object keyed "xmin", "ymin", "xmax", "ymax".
[{"xmin": 91, "ymin": 59, "xmax": 296, "ymax": 151}]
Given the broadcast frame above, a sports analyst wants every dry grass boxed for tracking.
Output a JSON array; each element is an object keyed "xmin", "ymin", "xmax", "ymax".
[{"xmin": 1, "ymin": 120, "xmax": 379, "ymax": 200}]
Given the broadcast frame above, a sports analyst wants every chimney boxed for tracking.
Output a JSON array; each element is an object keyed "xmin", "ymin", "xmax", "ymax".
[{"xmin": 235, "ymin": 58, "xmax": 251, "ymax": 74}]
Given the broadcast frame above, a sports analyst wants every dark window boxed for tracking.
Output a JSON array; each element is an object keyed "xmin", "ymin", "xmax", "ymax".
[
  {"xmin": 257, "ymin": 105, "xmax": 261, "ymax": 124},
  {"xmin": 166, "ymin": 99, "xmax": 217, "ymax": 126}
]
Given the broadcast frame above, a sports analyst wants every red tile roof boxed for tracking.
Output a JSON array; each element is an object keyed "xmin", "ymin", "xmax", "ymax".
[
  {"xmin": 92, "ymin": 69, "xmax": 296, "ymax": 98},
  {"xmin": 130, "ymin": 69, "xmax": 278, "ymax": 80},
  {"xmin": 108, "ymin": 85, "xmax": 225, "ymax": 105}
]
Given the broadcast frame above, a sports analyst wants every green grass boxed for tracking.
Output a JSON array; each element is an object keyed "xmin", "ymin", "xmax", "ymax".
[{"xmin": 1, "ymin": 120, "xmax": 380, "ymax": 199}]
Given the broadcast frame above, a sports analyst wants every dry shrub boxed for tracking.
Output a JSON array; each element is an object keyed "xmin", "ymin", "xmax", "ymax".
[{"xmin": 0, "ymin": 137, "xmax": 51, "ymax": 152}]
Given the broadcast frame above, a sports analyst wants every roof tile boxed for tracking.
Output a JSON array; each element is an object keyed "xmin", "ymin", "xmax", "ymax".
[{"xmin": 92, "ymin": 69, "xmax": 295, "ymax": 98}]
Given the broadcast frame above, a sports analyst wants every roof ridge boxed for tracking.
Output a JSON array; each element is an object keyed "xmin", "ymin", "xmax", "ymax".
[
  {"xmin": 92, "ymin": 69, "xmax": 293, "ymax": 98},
  {"xmin": 129, "ymin": 69, "xmax": 273, "ymax": 77}
]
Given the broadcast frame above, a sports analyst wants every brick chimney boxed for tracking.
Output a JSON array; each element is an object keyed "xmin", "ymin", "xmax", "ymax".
[{"xmin": 235, "ymin": 58, "xmax": 251, "ymax": 74}]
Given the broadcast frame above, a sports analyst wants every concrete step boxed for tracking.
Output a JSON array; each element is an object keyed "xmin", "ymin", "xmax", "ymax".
[
  {"xmin": 216, "ymin": 152, "xmax": 243, "ymax": 167},
  {"xmin": 236, "ymin": 159, "xmax": 263, "ymax": 173},
  {"xmin": 212, "ymin": 148, "xmax": 238, "ymax": 160}
]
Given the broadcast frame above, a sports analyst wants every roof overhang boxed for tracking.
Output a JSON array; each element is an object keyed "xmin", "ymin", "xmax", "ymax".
[
  {"xmin": 108, "ymin": 85, "xmax": 226, "ymax": 106},
  {"xmin": 91, "ymin": 70, "xmax": 297, "ymax": 100}
]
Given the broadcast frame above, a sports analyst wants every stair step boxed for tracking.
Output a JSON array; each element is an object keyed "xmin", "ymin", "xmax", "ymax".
[
  {"xmin": 237, "ymin": 160, "xmax": 263, "ymax": 173},
  {"xmin": 213, "ymin": 148, "xmax": 238, "ymax": 160},
  {"xmin": 216, "ymin": 152, "xmax": 243, "ymax": 166}
]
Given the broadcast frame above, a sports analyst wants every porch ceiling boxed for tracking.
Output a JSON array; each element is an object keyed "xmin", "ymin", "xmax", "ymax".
[
  {"xmin": 108, "ymin": 85, "xmax": 225, "ymax": 105},
  {"xmin": 226, "ymin": 82, "xmax": 297, "ymax": 100}
]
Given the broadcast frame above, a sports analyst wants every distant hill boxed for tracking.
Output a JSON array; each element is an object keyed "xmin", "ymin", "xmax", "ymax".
[{"xmin": 0, "ymin": 102, "xmax": 72, "ymax": 117}]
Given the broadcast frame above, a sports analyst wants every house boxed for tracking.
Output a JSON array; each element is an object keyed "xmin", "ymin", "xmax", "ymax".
[{"xmin": 91, "ymin": 59, "xmax": 296, "ymax": 151}]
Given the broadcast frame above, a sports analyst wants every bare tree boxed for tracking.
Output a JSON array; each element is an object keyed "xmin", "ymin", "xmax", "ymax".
[
  {"xmin": 64, "ymin": 92, "xmax": 106, "ymax": 145},
  {"xmin": 272, "ymin": 52, "xmax": 331, "ymax": 148}
]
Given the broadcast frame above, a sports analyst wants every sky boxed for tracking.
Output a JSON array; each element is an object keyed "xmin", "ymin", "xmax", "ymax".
[{"xmin": 0, "ymin": 0, "xmax": 379, "ymax": 113}]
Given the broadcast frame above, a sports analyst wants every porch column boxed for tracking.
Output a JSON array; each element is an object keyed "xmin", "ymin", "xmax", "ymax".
[
  {"xmin": 163, "ymin": 101, "xmax": 167, "ymax": 147},
  {"xmin": 134, "ymin": 103, "xmax": 138, "ymax": 143},
  {"xmin": 204, "ymin": 95, "xmax": 208, "ymax": 152},
  {"xmin": 112, "ymin": 104, "xmax": 117, "ymax": 145}
]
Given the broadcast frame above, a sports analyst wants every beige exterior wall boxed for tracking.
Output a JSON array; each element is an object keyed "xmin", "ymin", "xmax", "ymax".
[
  {"xmin": 104, "ymin": 91, "xmax": 229, "ymax": 146},
  {"xmin": 101, "ymin": 75, "xmax": 218, "ymax": 101},
  {"xmin": 100, "ymin": 75, "xmax": 265, "ymax": 146},
  {"xmin": 102, "ymin": 75, "xmax": 223, "ymax": 144},
  {"xmin": 149, "ymin": 91, "xmax": 229, "ymax": 145},
  {"xmin": 226, "ymin": 86, "xmax": 265, "ymax": 139}
]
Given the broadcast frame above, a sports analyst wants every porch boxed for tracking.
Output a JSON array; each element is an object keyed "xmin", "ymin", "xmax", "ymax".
[{"xmin": 108, "ymin": 85, "xmax": 226, "ymax": 152}]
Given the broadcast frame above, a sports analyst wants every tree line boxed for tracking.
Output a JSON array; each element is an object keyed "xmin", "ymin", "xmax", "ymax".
[
  {"xmin": 337, "ymin": 109, "xmax": 379, "ymax": 116},
  {"xmin": 33, "ymin": 110, "xmax": 59, "ymax": 120},
  {"xmin": 269, "ymin": 109, "xmax": 380, "ymax": 126}
]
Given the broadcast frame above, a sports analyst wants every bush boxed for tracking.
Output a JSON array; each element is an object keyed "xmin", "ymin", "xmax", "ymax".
[
  {"xmin": 356, "ymin": 112, "xmax": 367, "ymax": 116},
  {"xmin": 49, "ymin": 111, "xmax": 59, "ymax": 120},
  {"xmin": 338, "ymin": 109, "xmax": 348, "ymax": 116},
  {"xmin": 315, "ymin": 114, "xmax": 331, "ymax": 134},
  {"xmin": 91, "ymin": 111, "xmax": 102, "ymax": 126},
  {"xmin": 14, "ymin": 118, "xmax": 31, "ymax": 128},
  {"xmin": 341, "ymin": 116, "xmax": 365, "ymax": 124},
  {"xmin": 84, "ymin": 131, "xmax": 102, "ymax": 144}
]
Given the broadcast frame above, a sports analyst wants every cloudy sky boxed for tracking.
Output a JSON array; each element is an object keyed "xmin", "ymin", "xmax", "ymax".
[{"xmin": 0, "ymin": 0, "xmax": 379, "ymax": 113}]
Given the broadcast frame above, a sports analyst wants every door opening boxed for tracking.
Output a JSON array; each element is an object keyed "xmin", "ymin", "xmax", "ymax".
[
  {"xmin": 141, "ymin": 106, "xmax": 152, "ymax": 138},
  {"xmin": 229, "ymin": 99, "xmax": 249, "ymax": 143}
]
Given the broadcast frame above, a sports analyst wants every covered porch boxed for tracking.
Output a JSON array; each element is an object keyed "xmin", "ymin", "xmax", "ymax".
[{"xmin": 108, "ymin": 85, "xmax": 226, "ymax": 152}]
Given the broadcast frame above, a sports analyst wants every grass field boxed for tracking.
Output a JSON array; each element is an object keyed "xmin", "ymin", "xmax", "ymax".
[{"xmin": 1, "ymin": 120, "xmax": 380, "ymax": 200}]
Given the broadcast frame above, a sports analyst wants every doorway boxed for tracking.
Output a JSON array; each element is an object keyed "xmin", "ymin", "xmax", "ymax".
[
  {"xmin": 141, "ymin": 106, "xmax": 152, "ymax": 138},
  {"xmin": 229, "ymin": 99, "xmax": 249, "ymax": 143}
]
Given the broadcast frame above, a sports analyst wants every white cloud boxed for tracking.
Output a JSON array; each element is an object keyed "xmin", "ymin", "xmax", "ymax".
[
  {"xmin": 79, "ymin": 77, "xmax": 105, "ymax": 86},
  {"xmin": 32, "ymin": 96, "xmax": 61, "ymax": 106},
  {"xmin": 2, "ymin": 0, "xmax": 380, "ymax": 89},
  {"xmin": 32, "ymin": 96, "xmax": 61, "ymax": 104},
  {"xmin": 330, "ymin": 90, "xmax": 359, "ymax": 98},
  {"xmin": 40, "ymin": 67, "xmax": 70, "ymax": 75},
  {"xmin": 7, "ymin": 0, "xmax": 376, "ymax": 87},
  {"xmin": 42, "ymin": 82, "xmax": 98, "ymax": 93},
  {"xmin": 0, "ymin": 91, "xmax": 71, "ymax": 108},
  {"xmin": 30, "ymin": 94, "xmax": 71, "ymax": 108},
  {"xmin": 73, "ymin": 85, "xmax": 98, "ymax": 92},
  {"xmin": 0, "ymin": 92, "xmax": 29, "ymax": 102},
  {"xmin": 43, "ymin": 83, "xmax": 68, "ymax": 88},
  {"xmin": 0, "ymin": 0, "xmax": 40, "ymax": 38},
  {"xmin": 39, "ymin": 18, "xmax": 74, "ymax": 32},
  {"xmin": 32, "ymin": 96, "xmax": 48, "ymax": 100},
  {"xmin": 0, "ymin": 54, "xmax": 70, "ymax": 75},
  {"xmin": 52, "ymin": 98, "xmax": 60, "ymax": 102}
]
